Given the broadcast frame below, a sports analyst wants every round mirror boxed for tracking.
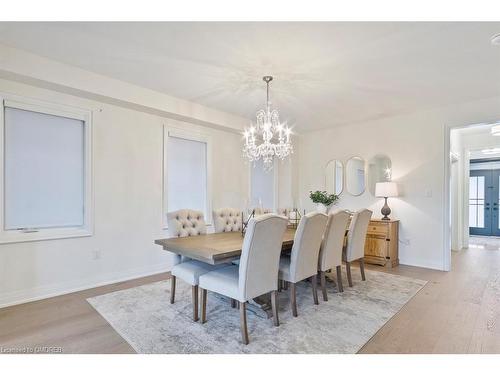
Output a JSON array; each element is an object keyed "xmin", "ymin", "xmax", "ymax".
[
  {"xmin": 346, "ymin": 156, "xmax": 366, "ymax": 196},
  {"xmin": 325, "ymin": 159, "xmax": 344, "ymax": 195},
  {"xmin": 368, "ymin": 154, "xmax": 392, "ymax": 196}
]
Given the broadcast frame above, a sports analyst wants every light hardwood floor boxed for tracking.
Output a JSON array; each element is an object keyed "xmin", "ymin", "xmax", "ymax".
[{"xmin": 1, "ymin": 240, "xmax": 499, "ymax": 354}]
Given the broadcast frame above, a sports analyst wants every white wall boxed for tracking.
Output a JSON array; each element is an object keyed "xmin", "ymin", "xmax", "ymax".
[
  {"xmin": 0, "ymin": 78, "xmax": 249, "ymax": 308},
  {"xmin": 298, "ymin": 95, "xmax": 500, "ymax": 270}
]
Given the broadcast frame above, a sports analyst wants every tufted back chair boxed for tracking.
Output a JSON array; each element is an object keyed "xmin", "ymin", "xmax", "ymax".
[
  {"xmin": 253, "ymin": 207, "xmax": 273, "ymax": 216},
  {"xmin": 167, "ymin": 209, "xmax": 207, "ymax": 238},
  {"xmin": 345, "ymin": 209, "xmax": 372, "ymax": 262},
  {"xmin": 213, "ymin": 208, "xmax": 242, "ymax": 233}
]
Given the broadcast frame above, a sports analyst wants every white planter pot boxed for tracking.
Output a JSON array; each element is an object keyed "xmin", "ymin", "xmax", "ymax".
[{"xmin": 316, "ymin": 203, "xmax": 328, "ymax": 214}]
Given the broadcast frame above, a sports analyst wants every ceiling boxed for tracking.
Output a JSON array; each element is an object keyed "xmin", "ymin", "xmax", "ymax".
[{"xmin": 1, "ymin": 22, "xmax": 500, "ymax": 132}]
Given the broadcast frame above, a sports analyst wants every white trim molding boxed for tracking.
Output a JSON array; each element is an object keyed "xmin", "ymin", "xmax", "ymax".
[{"xmin": 0, "ymin": 92, "xmax": 94, "ymax": 244}]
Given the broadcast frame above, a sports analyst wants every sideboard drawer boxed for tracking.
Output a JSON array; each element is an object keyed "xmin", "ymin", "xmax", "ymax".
[{"xmin": 367, "ymin": 223, "xmax": 389, "ymax": 236}]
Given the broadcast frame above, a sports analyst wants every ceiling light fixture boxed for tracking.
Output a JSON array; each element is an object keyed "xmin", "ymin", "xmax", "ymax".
[
  {"xmin": 491, "ymin": 124, "xmax": 500, "ymax": 136},
  {"xmin": 243, "ymin": 76, "xmax": 293, "ymax": 171},
  {"xmin": 491, "ymin": 33, "xmax": 500, "ymax": 45}
]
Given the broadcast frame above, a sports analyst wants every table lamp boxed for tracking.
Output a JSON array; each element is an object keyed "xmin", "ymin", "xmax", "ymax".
[{"xmin": 375, "ymin": 182, "xmax": 398, "ymax": 220}]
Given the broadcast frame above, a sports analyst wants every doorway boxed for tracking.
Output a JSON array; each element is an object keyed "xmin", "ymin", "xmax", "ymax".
[
  {"xmin": 448, "ymin": 124, "xmax": 500, "ymax": 265},
  {"xmin": 469, "ymin": 168, "xmax": 500, "ymax": 236}
]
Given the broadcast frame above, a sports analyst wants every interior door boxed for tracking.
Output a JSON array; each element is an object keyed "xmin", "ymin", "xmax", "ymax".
[{"xmin": 469, "ymin": 170, "xmax": 491, "ymax": 236}]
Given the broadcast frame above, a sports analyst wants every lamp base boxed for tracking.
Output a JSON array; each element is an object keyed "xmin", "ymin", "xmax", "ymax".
[{"xmin": 381, "ymin": 197, "xmax": 391, "ymax": 221}]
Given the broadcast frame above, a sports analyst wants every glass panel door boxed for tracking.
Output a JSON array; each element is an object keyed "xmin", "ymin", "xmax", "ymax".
[{"xmin": 469, "ymin": 170, "xmax": 492, "ymax": 236}]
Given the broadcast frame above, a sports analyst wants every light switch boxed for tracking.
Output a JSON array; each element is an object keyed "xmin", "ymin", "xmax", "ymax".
[{"xmin": 425, "ymin": 189, "xmax": 432, "ymax": 198}]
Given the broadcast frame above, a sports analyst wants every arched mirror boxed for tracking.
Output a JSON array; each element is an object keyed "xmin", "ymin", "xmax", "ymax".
[
  {"xmin": 325, "ymin": 159, "xmax": 344, "ymax": 195},
  {"xmin": 368, "ymin": 154, "xmax": 392, "ymax": 196},
  {"xmin": 346, "ymin": 156, "xmax": 366, "ymax": 196}
]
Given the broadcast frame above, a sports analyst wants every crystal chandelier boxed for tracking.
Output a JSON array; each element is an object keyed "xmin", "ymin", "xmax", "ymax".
[{"xmin": 243, "ymin": 76, "xmax": 293, "ymax": 171}]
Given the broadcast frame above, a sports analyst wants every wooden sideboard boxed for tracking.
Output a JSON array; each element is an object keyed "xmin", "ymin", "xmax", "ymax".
[{"xmin": 364, "ymin": 219, "xmax": 399, "ymax": 268}]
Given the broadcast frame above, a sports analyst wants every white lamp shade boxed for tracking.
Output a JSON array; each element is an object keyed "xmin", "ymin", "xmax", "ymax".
[{"xmin": 375, "ymin": 182, "xmax": 398, "ymax": 197}]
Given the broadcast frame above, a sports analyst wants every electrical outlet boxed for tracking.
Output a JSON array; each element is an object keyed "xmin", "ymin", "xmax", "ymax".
[
  {"xmin": 92, "ymin": 250, "xmax": 101, "ymax": 260},
  {"xmin": 400, "ymin": 238, "xmax": 411, "ymax": 246}
]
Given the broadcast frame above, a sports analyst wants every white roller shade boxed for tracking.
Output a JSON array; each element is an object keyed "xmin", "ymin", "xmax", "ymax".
[
  {"xmin": 167, "ymin": 136, "xmax": 207, "ymax": 216},
  {"xmin": 250, "ymin": 159, "xmax": 275, "ymax": 209},
  {"xmin": 4, "ymin": 106, "xmax": 85, "ymax": 230}
]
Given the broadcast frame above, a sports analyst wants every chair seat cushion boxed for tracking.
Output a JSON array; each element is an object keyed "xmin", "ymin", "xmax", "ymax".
[
  {"xmin": 199, "ymin": 265, "xmax": 240, "ymax": 301},
  {"xmin": 278, "ymin": 256, "xmax": 292, "ymax": 282},
  {"xmin": 171, "ymin": 260, "xmax": 227, "ymax": 286}
]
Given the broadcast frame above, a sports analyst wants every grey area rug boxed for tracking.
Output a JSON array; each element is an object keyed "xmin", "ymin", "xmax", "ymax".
[{"xmin": 87, "ymin": 267, "xmax": 426, "ymax": 353}]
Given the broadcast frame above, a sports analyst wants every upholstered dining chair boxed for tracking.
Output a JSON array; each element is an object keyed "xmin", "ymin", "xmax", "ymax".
[
  {"xmin": 213, "ymin": 208, "xmax": 242, "ymax": 233},
  {"xmin": 198, "ymin": 214, "xmax": 288, "ymax": 345},
  {"xmin": 253, "ymin": 207, "xmax": 273, "ymax": 216},
  {"xmin": 317, "ymin": 210, "xmax": 351, "ymax": 299},
  {"xmin": 344, "ymin": 209, "xmax": 373, "ymax": 287},
  {"xmin": 167, "ymin": 209, "xmax": 228, "ymax": 321},
  {"xmin": 278, "ymin": 212, "xmax": 328, "ymax": 317}
]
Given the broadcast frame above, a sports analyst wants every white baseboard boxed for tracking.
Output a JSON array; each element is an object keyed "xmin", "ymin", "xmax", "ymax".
[
  {"xmin": 399, "ymin": 258, "xmax": 445, "ymax": 271},
  {"xmin": 0, "ymin": 263, "xmax": 169, "ymax": 309}
]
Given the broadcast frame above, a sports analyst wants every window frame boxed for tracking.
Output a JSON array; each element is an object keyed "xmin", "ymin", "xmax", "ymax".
[
  {"xmin": 0, "ymin": 93, "xmax": 93, "ymax": 244},
  {"xmin": 162, "ymin": 125, "xmax": 212, "ymax": 229}
]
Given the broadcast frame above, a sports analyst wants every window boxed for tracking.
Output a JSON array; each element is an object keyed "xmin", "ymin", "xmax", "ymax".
[
  {"xmin": 249, "ymin": 159, "xmax": 276, "ymax": 210},
  {"xmin": 163, "ymin": 128, "xmax": 211, "ymax": 227},
  {"xmin": 0, "ymin": 96, "xmax": 92, "ymax": 243},
  {"xmin": 469, "ymin": 175, "xmax": 485, "ymax": 228}
]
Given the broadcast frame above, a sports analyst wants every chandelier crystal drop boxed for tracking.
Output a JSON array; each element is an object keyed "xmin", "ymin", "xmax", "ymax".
[{"xmin": 243, "ymin": 76, "xmax": 293, "ymax": 171}]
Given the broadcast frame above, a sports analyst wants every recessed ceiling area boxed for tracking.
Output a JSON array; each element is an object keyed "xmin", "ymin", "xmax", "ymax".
[{"xmin": 1, "ymin": 22, "xmax": 500, "ymax": 132}]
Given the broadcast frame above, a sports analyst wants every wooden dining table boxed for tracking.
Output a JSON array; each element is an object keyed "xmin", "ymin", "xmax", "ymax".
[
  {"xmin": 155, "ymin": 228, "xmax": 297, "ymax": 265},
  {"xmin": 154, "ymin": 228, "xmax": 297, "ymax": 317}
]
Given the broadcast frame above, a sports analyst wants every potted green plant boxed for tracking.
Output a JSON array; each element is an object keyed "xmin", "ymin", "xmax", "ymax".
[{"xmin": 309, "ymin": 190, "xmax": 339, "ymax": 213}]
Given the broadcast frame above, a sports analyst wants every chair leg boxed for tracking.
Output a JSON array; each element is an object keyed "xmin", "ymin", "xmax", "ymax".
[
  {"xmin": 271, "ymin": 290, "xmax": 279, "ymax": 327},
  {"xmin": 239, "ymin": 301, "xmax": 249, "ymax": 345},
  {"xmin": 170, "ymin": 275, "xmax": 176, "ymax": 304},
  {"xmin": 283, "ymin": 281, "xmax": 288, "ymax": 290},
  {"xmin": 278, "ymin": 280, "xmax": 282, "ymax": 292},
  {"xmin": 290, "ymin": 282, "xmax": 298, "ymax": 317},
  {"xmin": 311, "ymin": 275, "xmax": 319, "ymax": 305},
  {"xmin": 200, "ymin": 288, "xmax": 207, "ymax": 323},
  {"xmin": 359, "ymin": 258, "xmax": 366, "ymax": 281},
  {"xmin": 336, "ymin": 265, "xmax": 344, "ymax": 292},
  {"xmin": 192, "ymin": 285, "xmax": 199, "ymax": 322},
  {"xmin": 320, "ymin": 271, "xmax": 328, "ymax": 301},
  {"xmin": 346, "ymin": 261, "xmax": 353, "ymax": 287},
  {"xmin": 231, "ymin": 298, "xmax": 237, "ymax": 308}
]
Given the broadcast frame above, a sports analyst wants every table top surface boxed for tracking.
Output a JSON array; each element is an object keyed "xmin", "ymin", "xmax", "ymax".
[{"xmin": 155, "ymin": 228, "xmax": 296, "ymax": 265}]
